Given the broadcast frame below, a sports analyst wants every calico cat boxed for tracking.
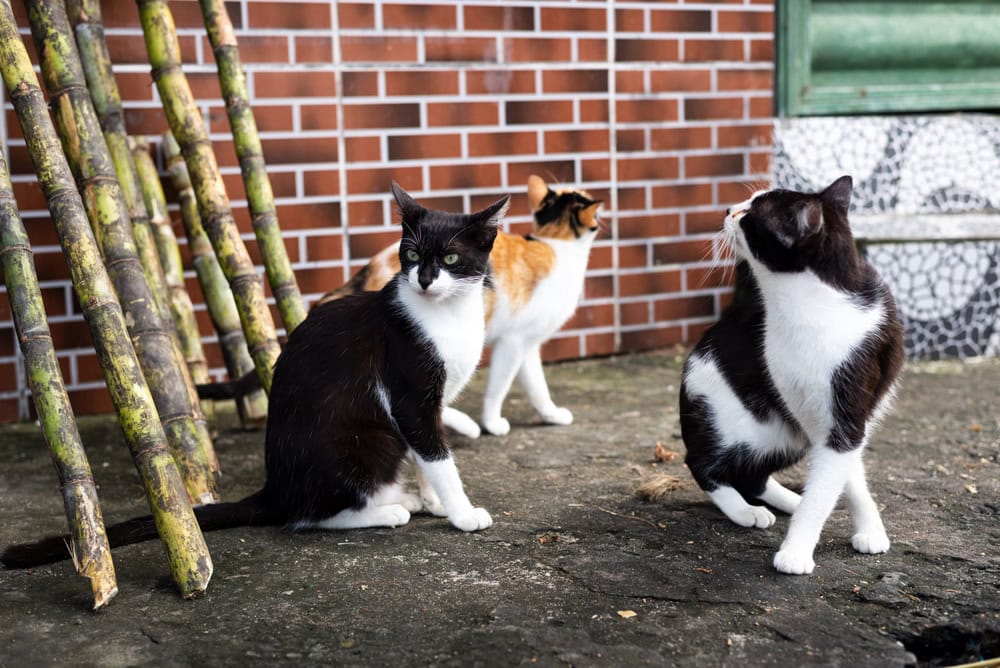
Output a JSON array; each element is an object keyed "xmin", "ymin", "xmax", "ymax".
[
  {"xmin": 319, "ymin": 175, "xmax": 602, "ymax": 438},
  {"xmin": 1, "ymin": 184, "xmax": 507, "ymax": 568},
  {"xmin": 679, "ymin": 176, "xmax": 903, "ymax": 575}
]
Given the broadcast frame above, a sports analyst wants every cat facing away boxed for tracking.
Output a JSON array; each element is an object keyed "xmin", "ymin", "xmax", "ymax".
[
  {"xmin": 1, "ymin": 184, "xmax": 508, "ymax": 569},
  {"xmin": 679, "ymin": 175, "xmax": 903, "ymax": 575},
  {"xmin": 319, "ymin": 175, "xmax": 602, "ymax": 438}
]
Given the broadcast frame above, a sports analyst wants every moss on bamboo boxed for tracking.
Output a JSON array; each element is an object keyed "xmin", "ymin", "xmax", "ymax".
[
  {"xmin": 0, "ymin": 0, "xmax": 211, "ymax": 598},
  {"xmin": 137, "ymin": 0, "xmax": 280, "ymax": 394},
  {"xmin": 0, "ymin": 152, "xmax": 118, "ymax": 609},
  {"xmin": 199, "ymin": 0, "xmax": 306, "ymax": 333},
  {"xmin": 25, "ymin": 0, "xmax": 219, "ymax": 502}
]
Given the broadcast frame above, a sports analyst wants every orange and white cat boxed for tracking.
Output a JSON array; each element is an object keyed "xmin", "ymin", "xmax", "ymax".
[{"xmin": 318, "ymin": 175, "xmax": 602, "ymax": 438}]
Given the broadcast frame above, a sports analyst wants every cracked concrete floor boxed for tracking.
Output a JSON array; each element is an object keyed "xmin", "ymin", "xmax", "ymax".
[{"xmin": 1, "ymin": 351, "xmax": 998, "ymax": 666}]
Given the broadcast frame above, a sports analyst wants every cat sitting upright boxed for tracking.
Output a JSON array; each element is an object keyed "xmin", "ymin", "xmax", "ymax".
[
  {"xmin": 1, "ymin": 184, "xmax": 507, "ymax": 569},
  {"xmin": 318, "ymin": 175, "xmax": 602, "ymax": 438},
  {"xmin": 679, "ymin": 176, "xmax": 903, "ymax": 575}
]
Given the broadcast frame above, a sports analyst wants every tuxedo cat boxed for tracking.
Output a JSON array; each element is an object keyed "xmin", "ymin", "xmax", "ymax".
[
  {"xmin": 679, "ymin": 176, "xmax": 903, "ymax": 575},
  {"xmin": 319, "ymin": 175, "xmax": 602, "ymax": 438},
  {"xmin": 1, "ymin": 184, "xmax": 507, "ymax": 568}
]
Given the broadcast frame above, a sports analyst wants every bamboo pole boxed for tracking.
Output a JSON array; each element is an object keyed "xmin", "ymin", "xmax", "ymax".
[
  {"xmin": 163, "ymin": 132, "xmax": 268, "ymax": 427},
  {"xmin": 199, "ymin": 0, "xmax": 306, "ymax": 333},
  {"xmin": 0, "ymin": 152, "xmax": 118, "ymax": 610},
  {"xmin": 0, "ymin": 0, "xmax": 212, "ymax": 597},
  {"xmin": 24, "ymin": 0, "xmax": 219, "ymax": 502},
  {"xmin": 137, "ymin": 0, "xmax": 281, "ymax": 394}
]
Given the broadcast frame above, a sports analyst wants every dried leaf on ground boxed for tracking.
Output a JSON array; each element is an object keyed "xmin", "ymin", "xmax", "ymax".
[
  {"xmin": 636, "ymin": 473, "xmax": 685, "ymax": 501},
  {"xmin": 654, "ymin": 440, "xmax": 679, "ymax": 462}
]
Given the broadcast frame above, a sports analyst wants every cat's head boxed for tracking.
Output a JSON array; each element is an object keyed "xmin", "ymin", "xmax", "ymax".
[
  {"xmin": 527, "ymin": 175, "xmax": 602, "ymax": 241},
  {"xmin": 723, "ymin": 175, "xmax": 856, "ymax": 276},
  {"xmin": 392, "ymin": 182, "xmax": 509, "ymax": 301}
]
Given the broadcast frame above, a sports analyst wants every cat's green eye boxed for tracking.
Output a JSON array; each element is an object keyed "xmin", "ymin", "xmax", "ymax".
[
  {"xmin": 442, "ymin": 253, "xmax": 459, "ymax": 265},
  {"xmin": 405, "ymin": 249, "xmax": 420, "ymax": 262}
]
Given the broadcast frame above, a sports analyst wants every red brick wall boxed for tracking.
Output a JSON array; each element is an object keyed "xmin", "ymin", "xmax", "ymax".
[{"xmin": 0, "ymin": 0, "xmax": 774, "ymax": 420}]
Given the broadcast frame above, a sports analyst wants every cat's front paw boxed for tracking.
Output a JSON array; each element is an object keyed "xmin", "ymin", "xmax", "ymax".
[
  {"xmin": 443, "ymin": 407, "xmax": 481, "ymax": 439},
  {"xmin": 730, "ymin": 505, "xmax": 775, "ymax": 529},
  {"xmin": 852, "ymin": 531, "xmax": 890, "ymax": 554},
  {"xmin": 540, "ymin": 406, "xmax": 573, "ymax": 426},
  {"xmin": 481, "ymin": 416, "xmax": 510, "ymax": 436},
  {"xmin": 449, "ymin": 507, "xmax": 493, "ymax": 532},
  {"xmin": 773, "ymin": 547, "xmax": 815, "ymax": 575}
]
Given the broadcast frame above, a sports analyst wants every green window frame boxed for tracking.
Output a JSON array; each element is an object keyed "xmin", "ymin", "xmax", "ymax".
[{"xmin": 777, "ymin": 1, "xmax": 1000, "ymax": 116}]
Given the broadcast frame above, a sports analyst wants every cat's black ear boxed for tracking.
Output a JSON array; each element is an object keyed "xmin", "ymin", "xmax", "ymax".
[
  {"xmin": 821, "ymin": 175, "xmax": 853, "ymax": 215},
  {"xmin": 391, "ymin": 181, "xmax": 424, "ymax": 221},
  {"xmin": 470, "ymin": 194, "xmax": 510, "ymax": 229}
]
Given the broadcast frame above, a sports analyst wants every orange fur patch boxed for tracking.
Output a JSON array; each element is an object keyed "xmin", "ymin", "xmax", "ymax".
[
  {"xmin": 364, "ymin": 244, "xmax": 400, "ymax": 289},
  {"xmin": 490, "ymin": 231, "xmax": 556, "ymax": 310}
]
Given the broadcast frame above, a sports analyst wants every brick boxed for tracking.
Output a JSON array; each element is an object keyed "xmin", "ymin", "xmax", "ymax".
[
  {"xmin": 581, "ymin": 158, "xmax": 611, "ymax": 182},
  {"xmin": 578, "ymin": 39, "xmax": 608, "ymax": 62},
  {"xmin": 621, "ymin": 326, "xmax": 682, "ymax": 352},
  {"xmin": 0, "ymin": 399, "xmax": 20, "ymax": 423},
  {"xmin": 426, "ymin": 37, "xmax": 497, "ymax": 63},
  {"xmin": 506, "ymin": 100, "xmax": 572, "ymax": 126},
  {"xmin": 617, "ymin": 243, "xmax": 650, "ymax": 269},
  {"xmin": 620, "ymin": 269, "xmax": 682, "ymax": 297},
  {"xmin": 684, "ymin": 39, "xmax": 744, "ymax": 62},
  {"xmin": 649, "ymin": 10, "xmax": 712, "ymax": 32},
  {"xmin": 749, "ymin": 150, "xmax": 772, "ymax": 175},
  {"xmin": 580, "ymin": 100, "xmax": 609, "ymax": 123},
  {"xmin": 541, "ymin": 7, "xmax": 606, "ymax": 31},
  {"xmin": 585, "ymin": 332, "xmax": 616, "ymax": 358},
  {"xmin": 621, "ymin": 301, "xmax": 650, "ymax": 326},
  {"xmin": 685, "ymin": 210, "xmax": 726, "ymax": 235},
  {"xmin": 616, "ymin": 129, "xmax": 645, "ymax": 152},
  {"xmin": 347, "ymin": 167, "xmax": 423, "ymax": 195},
  {"xmin": 428, "ymin": 102, "xmax": 499, "ymax": 127},
  {"xmin": 299, "ymin": 104, "xmax": 340, "ymax": 131},
  {"xmin": 343, "ymin": 103, "xmax": 421, "ymax": 130},
  {"xmin": 246, "ymin": 236, "xmax": 299, "ymax": 267},
  {"xmin": 652, "ymin": 183, "xmax": 714, "ymax": 209},
  {"xmin": 338, "ymin": 3, "xmax": 375, "ymax": 29},
  {"xmin": 430, "ymin": 163, "xmax": 502, "ymax": 190},
  {"xmin": 507, "ymin": 160, "xmax": 574, "ymax": 187},
  {"xmin": 685, "ymin": 153, "xmax": 744, "ymax": 178},
  {"xmin": 11, "ymin": 180, "xmax": 47, "ymax": 211},
  {"xmin": 295, "ymin": 266, "xmax": 352, "ymax": 296},
  {"xmin": 564, "ymin": 304, "xmax": 615, "ymax": 331},
  {"xmin": 466, "ymin": 69, "xmax": 536, "ymax": 95},
  {"xmin": 649, "ymin": 69, "xmax": 712, "ymax": 92},
  {"xmin": 385, "ymin": 71, "xmax": 460, "ymax": 96},
  {"xmin": 383, "ymin": 4, "xmax": 457, "ymax": 29},
  {"xmin": 69, "ymin": 387, "xmax": 115, "ymax": 417},
  {"xmin": 750, "ymin": 39, "xmax": 774, "ymax": 62},
  {"xmin": 254, "ymin": 71, "xmax": 336, "ymax": 99},
  {"xmin": 263, "ymin": 137, "xmax": 339, "ymax": 165},
  {"xmin": 116, "ymin": 73, "xmax": 157, "ymax": 103},
  {"xmin": 348, "ymin": 200, "xmax": 387, "ymax": 228},
  {"xmin": 649, "ymin": 126, "xmax": 712, "ymax": 151},
  {"xmin": 464, "ymin": 6, "xmax": 534, "ymax": 31},
  {"xmin": 275, "ymin": 202, "xmax": 342, "ymax": 230},
  {"xmin": 106, "ymin": 34, "xmax": 197, "ymax": 64},
  {"xmin": 505, "ymin": 38, "xmax": 573, "ymax": 63},
  {"xmin": 342, "ymin": 72, "xmax": 379, "ymax": 97},
  {"xmin": 652, "ymin": 239, "xmax": 714, "ymax": 265},
  {"xmin": 616, "ymin": 99, "xmax": 679, "ymax": 124},
  {"xmin": 616, "ymin": 187, "xmax": 648, "ymax": 212},
  {"xmin": 305, "ymin": 233, "xmax": 345, "ymax": 263},
  {"xmin": 469, "ymin": 131, "xmax": 539, "ymax": 157},
  {"xmin": 349, "ymin": 231, "xmax": 405, "ymax": 261},
  {"xmin": 541, "ymin": 335, "xmax": 581, "ymax": 362},
  {"xmin": 389, "ymin": 134, "xmax": 462, "ymax": 161},
  {"xmin": 542, "ymin": 69, "xmax": 608, "ymax": 94},
  {"xmin": 618, "ymin": 156, "xmax": 679, "ymax": 182},
  {"xmin": 685, "ymin": 97, "xmax": 745, "ymax": 121},
  {"xmin": 750, "ymin": 97, "xmax": 774, "ymax": 118},
  {"xmin": 718, "ymin": 68, "xmax": 773, "ymax": 91},
  {"xmin": 616, "ymin": 39, "xmax": 679, "ymax": 62},
  {"xmin": 686, "ymin": 265, "xmax": 736, "ymax": 290},
  {"xmin": 249, "ymin": 2, "xmax": 331, "ymax": 29},
  {"xmin": 620, "ymin": 213, "xmax": 681, "ymax": 239},
  {"xmin": 421, "ymin": 195, "xmax": 467, "ymax": 213},
  {"xmin": 302, "ymin": 169, "xmax": 342, "ymax": 197},
  {"xmin": 341, "ymin": 36, "xmax": 419, "ymax": 63},
  {"xmin": 718, "ymin": 10, "xmax": 774, "ymax": 33},
  {"xmin": 187, "ymin": 72, "xmax": 224, "ymax": 101},
  {"xmin": 616, "ymin": 70, "xmax": 646, "ymax": 94},
  {"xmin": 295, "ymin": 37, "xmax": 334, "ymax": 64},
  {"xmin": 225, "ymin": 35, "xmax": 289, "ymax": 64},
  {"xmin": 547, "ymin": 129, "xmax": 610, "ymax": 154},
  {"xmin": 585, "ymin": 275, "xmax": 614, "ymax": 300},
  {"xmin": 615, "ymin": 8, "xmax": 645, "ymax": 33},
  {"xmin": 654, "ymin": 295, "xmax": 716, "ymax": 321}
]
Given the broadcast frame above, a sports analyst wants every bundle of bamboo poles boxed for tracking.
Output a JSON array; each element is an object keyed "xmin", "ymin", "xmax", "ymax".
[{"xmin": 0, "ymin": 0, "xmax": 212, "ymax": 598}]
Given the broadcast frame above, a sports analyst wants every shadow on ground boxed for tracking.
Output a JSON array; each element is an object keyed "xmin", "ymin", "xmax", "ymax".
[{"xmin": 1, "ymin": 351, "xmax": 997, "ymax": 666}]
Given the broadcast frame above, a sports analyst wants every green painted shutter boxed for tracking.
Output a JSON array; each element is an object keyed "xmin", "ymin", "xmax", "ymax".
[{"xmin": 777, "ymin": 1, "xmax": 1000, "ymax": 116}]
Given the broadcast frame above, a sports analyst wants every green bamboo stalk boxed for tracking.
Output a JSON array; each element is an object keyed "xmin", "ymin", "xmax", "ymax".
[
  {"xmin": 0, "ymin": 0, "xmax": 211, "ymax": 597},
  {"xmin": 163, "ymin": 132, "xmax": 268, "ymax": 427},
  {"xmin": 199, "ymin": 0, "xmax": 306, "ymax": 333},
  {"xmin": 137, "ymin": 0, "xmax": 281, "ymax": 394},
  {"xmin": 24, "ymin": 0, "xmax": 219, "ymax": 503},
  {"xmin": 0, "ymin": 152, "xmax": 118, "ymax": 610}
]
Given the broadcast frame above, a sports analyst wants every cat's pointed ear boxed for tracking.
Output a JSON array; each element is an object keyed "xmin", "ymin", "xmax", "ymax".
[
  {"xmin": 471, "ymin": 194, "xmax": 510, "ymax": 229},
  {"xmin": 527, "ymin": 175, "xmax": 550, "ymax": 210},
  {"xmin": 821, "ymin": 175, "xmax": 853, "ymax": 215},
  {"xmin": 391, "ymin": 181, "xmax": 424, "ymax": 221}
]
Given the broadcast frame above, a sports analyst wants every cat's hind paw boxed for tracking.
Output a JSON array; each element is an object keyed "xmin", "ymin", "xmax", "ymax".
[
  {"xmin": 540, "ymin": 406, "xmax": 573, "ymax": 426},
  {"xmin": 773, "ymin": 547, "xmax": 815, "ymax": 575},
  {"xmin": 852, "ymin": 531, "xmax": 890, "ymax": 554},
  {"xmin": 449, "ymin": 507, "xmax": 493, "ymax": 532},
  {"xmin": 394, "ymin": 493, "xmax": 423, "ymax": 514},
  {"xmin": 443, "ymin": 407, "xmax": 481, "ymax": 439},
  {"xmin": 481, "ymin": 416, "xmax": 511, "ymax": 436},
  {"xmin": 730, "ymin": 505, "xmax": 775, "ymax": 529},
  {"xmin": 420, "ymin": 492, "xmax": 448, "ymax": 517}
]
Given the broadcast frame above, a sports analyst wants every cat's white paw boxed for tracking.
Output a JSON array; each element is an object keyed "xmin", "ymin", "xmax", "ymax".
[
  {"xmin": 373, "ymin": 504, "xmax": 411, "ymax": 528},
  {"xmin": 443, "ymin": 407, "xmax": 481, "ymax": 439},
  {"xmin": 540, "ymin": 406, "xmax": 573, "ymax": 426},
  {"xmin": 449, "ymin": 507, "xmax": 493, "ymax": 532},
  {"xmin": 481, "ymin": 416, "xmax": 510, "ymax": 436},
  {"xmin": 730, "ymin": 505, "xmax": 775, "ymax": 529},
  {"xmin": 773, "ymin": 547, "xmax": 815, "ymax": 575},
  {"xmin": 852, "ymin": 531, "xmax": 890, "ymax": 554}
]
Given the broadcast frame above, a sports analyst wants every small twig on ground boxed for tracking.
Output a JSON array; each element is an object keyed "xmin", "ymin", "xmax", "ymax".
[{"xmin": 593, "ymin": 505, "xmax": 665, "ymax": 530}]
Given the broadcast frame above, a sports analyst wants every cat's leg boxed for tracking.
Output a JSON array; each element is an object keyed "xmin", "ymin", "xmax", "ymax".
[
  {"xmin": 843, "ymin": 450, "xmax": 890, "ymax": 554},
  {"xmin": 442, "ymin": 406, "xmax": 482, "ymax": 439},
  {"xmin": 758, "ymin": 477, "xmax": 801, "ymax": 515},
  {"xmin": 708, "ymin": 486, "xmax": 776, "ymax": 528},
  {"xmin": 773, "ymin": 445, "xmax": 856, "ymax": 575},
  {"xmin": 412, "ymin": 452, "xmax": 492, "ymax": 531},
  {"xmin": 370, "ymin": 480, "xmax": 423, "ymax": 514},
  {"xmin": 413, "ymin": 461, "xmax": 447, "ymax": 517},
  {"xmin": 311, "ymin": 503, "xmax": 412, "ymax": 530},
  {"xmin": 516, "ymin": 344, "xmax": 573, "ymax": 426},
  {"xmin": 480, "ymin": 338, "xmax": 525, "ymax": 436}
]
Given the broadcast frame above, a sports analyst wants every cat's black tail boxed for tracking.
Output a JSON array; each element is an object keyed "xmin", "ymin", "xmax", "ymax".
[
  {"xmin": 1, "ymin": 490, "xmax": 278, "ymax": 569},
  {"xmin": 196, "ymin": 370, "xmax": 261, "ymax": 400}
]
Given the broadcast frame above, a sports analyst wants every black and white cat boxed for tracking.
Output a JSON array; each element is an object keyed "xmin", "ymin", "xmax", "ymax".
[
  {"xmin": 1, "ymin": 184, "xmax": 507, "ymax": 568},
  {"xmin": 679, "ymin": 176, "xmax": 903, "ymax": 575}
]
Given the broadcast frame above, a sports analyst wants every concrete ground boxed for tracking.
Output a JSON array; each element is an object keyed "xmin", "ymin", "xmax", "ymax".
[{"xmin": 0, "ymin": 350, "xmax": 997, "ymax": 667}]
